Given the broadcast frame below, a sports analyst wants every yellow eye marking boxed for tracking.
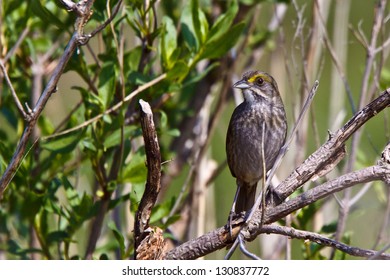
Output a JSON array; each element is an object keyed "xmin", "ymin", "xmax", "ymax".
[{"xmin": 247, "ymin": 73, "xmax": 271, "ymax": 84}]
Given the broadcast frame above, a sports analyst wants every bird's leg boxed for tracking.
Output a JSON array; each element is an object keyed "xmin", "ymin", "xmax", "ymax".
[{"xmin": 228, "ymin": 184, "xmax": 241, "ymax": 238}]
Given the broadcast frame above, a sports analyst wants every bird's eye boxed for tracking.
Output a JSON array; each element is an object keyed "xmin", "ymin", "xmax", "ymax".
[{"xmin": 256, "ymin": 77, "xmax": 264, "ymax": 85}]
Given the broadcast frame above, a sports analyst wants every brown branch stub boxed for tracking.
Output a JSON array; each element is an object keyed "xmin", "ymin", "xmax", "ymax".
[{"xmin": 134, "ymin": 99, "xmax": 162, "ymax": 258}]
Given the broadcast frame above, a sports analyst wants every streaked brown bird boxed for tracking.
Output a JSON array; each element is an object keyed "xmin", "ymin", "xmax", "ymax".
[{"xmin": 226, "ymin": 70, "xmax": 287, "ymax": 214}]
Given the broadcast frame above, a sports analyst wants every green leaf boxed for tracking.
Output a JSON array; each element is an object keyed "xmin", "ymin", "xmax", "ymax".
[
  {"xmin": 124, "ymin": 46, "xmax": 142, "ymax": 72},
  {"xmin": 200, "ymin": 22, "xmax": 245, "ymax": 60},
  {"xmin": 150, "ymin": 204, "xmax": 170, "ymax": 224},
  {"xmin": 41, "ymin": 130, "xmax": 83, "ymax": 154},
  {"xmin": 46, "ymin": 230, "xmax": 69, "ymax": 244},
  {"xmin": 183, "ymin": 62, "xmax": 219, "ymax": 87},
  {"xmin": 207, "ymin": 0, "xmax": 238, "ymax": 42},
  {"xmin": 109, "ymin": 222, "xmax": 126, "ymax": 259},
  {"xmin": 164, "ymin": 214, "xmax": 181, "ymax": 228},
  {"xmin": 150, "ymin": 198, "xmax": 175, "ymax": 224},
  {"xmin": 128, "ymin": 72, "xmax": 150, "ymax": 85},
  {"xmin": 159, "ymin": 110, "xmax": 168, "ymax": 129},
  {"xmin": 191, "ymin": 0, "xmax": 208, "ymax": 45},
  {"xmin": 160, "ymin": 16, "xmax": 177, "ymax": 69},
  {"xmin": 166, "ymin": 61, "xmax": 189, "ymax": 81},
  {"xmin": 30, "ymin": 1, "xmax": 67, "ymax": 30},
  {"xmin": 166, "ymin": 129, "xmax": 180, "ymax": 137},
  {"xmin": 103, "ymin": 126, "xmax": 137, "ymax": 149},
  {"xmin": 180, "ymin": 7, "xmax": 197, "ymax": 50},
  {"xmin": 81, "ymin": 138, "xmax": 97, "ymax": 152},
  {"xmin": 63, "ymin": 176, "xmax": 80, "ymax": 208},
  {"xmin": 122, "ymin": 150, "xmax": 147, "ymax": 184},
  {"xmin": 98, "ymin": 62, "xmax": 116, "ymax": 108}
]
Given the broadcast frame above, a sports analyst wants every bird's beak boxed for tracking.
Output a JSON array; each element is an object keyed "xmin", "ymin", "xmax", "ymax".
[{"xmin": 233, "ymin": 80, "xmax": 250, "ymax": 89}]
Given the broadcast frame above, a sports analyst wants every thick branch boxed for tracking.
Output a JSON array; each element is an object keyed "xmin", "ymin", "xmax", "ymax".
[
  {"xmin": 259, "ymin": 165, "xmax": 390, "ymax": 225},
  {"xmin": 134, "ymin": 100, "xmax": 162, "ymax": 257},
  {"xmin": 164, "ymin": 164, "xmax": 389, "ymax": 259}
]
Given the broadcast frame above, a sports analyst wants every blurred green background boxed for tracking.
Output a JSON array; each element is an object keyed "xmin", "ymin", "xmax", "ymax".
[{"xmin": 0, "ymin": 0, "xmax": 389, "ymax": 259}]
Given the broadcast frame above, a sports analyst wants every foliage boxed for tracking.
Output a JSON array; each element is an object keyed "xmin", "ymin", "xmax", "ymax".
[{"xmin": 0, "ymin": 0, "xmax": 389, "ymax": 260}]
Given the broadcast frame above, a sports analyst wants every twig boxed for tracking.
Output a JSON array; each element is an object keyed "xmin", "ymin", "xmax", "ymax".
[
  {"xmin": 42, "ymin": 74, "xmax": 167, "ymax": 140},
  {"xmin": 259, "ymin": 225, "xmax": 390, "ymax": 259},
  {"xmin": 333, "ymin": 0, "xmax": 387, "ymax": 258},
  {"xmin": 246, "ymin": 80, "xmax": 319, "ymax": 222},
  {"xmin": 369, "ymin": 243, "xmax": 390, "ymax": 260},
  {"xmin": 0, "ymin": 60, "xmax": 28, "ymax": 120},
  {"xmin": 3, "ymin": 27, "xmax": 29, "ymax": 63},
  {"xmin": 348, "ymin": 182, "xmax": 372, "ymax": 207},
  {"xmin": 88, "ymin": 0, "xmax": 123, "ymax": 38},
  {"xmin": 133, "ymin": 100, "xmax": 162, "ymax": 258},
  {"xmin": 0, "ymin": 0, "xmax": 97, "ymax": 198},
  {"xmin": 273, "ymin": 88, "xmax": 390, "ymax": 202},
  {"xmin": 224, "ymin": 238, "xmax": 239, "ymax": 260},
  {"xmin": 318, "ymin": 2, "xmax": 355, "ymax": 113}
]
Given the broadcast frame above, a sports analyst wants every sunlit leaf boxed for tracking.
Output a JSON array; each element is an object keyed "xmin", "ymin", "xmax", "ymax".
[
  {"xmin": 41, "ymin": 131, "xmax": 83, "ymax": 154},
  {"xmin": 200, "ymin": 22, "xmax": 245, "ymax": 60}
]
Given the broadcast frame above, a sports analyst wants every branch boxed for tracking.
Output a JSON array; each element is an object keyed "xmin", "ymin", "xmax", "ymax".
[
  {"xmin": 258, "ymin": 225, "xmax": 390, "ymax": 259},
  {"xmin": 164, "ymin": 163, "xmax": 389, "ymax": 259},
  {"xmin": 42, "ymin": 73, "xmax": 167, "ymax": 140},
  {"xmin": 271, "ymin": 88, "xmax": 390, "ymax": 203},
  {"xmin": 0, "ymin": 60, "xmax": 28, "ymax": 120},
  {"xmin": 163, "ymin": 89, "xmax": 390, "ymax": 260},
  {"xmin": 0, "ymin": 1, "xmax": 99, "ymax": 198},
  {"xmin": 133, "ymin": 100, "xmax": 162, "ymax": 258}
]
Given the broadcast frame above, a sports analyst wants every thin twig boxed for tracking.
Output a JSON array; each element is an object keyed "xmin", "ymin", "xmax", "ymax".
[
  {"xmin": 259, "ymin": 225, "xmax": 390, "ymax": 259},
  {"xmin": 0, "ymin": 60, "xmax": 28, "ymax": 120},
  {"xmin": 0, "ymin": 0, "xmax": 97, "ymax": 198},
  {"xmin": 4, "ymin": 27, "xmax": 30, "ymax": 63},
  {"xmin": 333, "ymin": 0, "xmax": 387, "ymax": 258},
  {"xmin": 224, "ymin": 238, "xmax": 239, "ymax": 260},
  {"xmin": 88, "ymin": 0, "xmax": 123, "ymax": 38},
  {"xmin": 42, "ymin": 74, "xmax": 167, "ymax": 140},
  {"xmin": 246, "ymin": 80, "xmax": 319, "ymax": 222}
]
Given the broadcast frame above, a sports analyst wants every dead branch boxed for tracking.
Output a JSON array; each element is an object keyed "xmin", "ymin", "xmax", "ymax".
[
  {"xmin": 272, "ymin": 88, "xmax": 390, "ymax": 203},
  {"xmin": 259, "ymin": 225, "xmax": 390, "ymax": 259},
  {"xmin": 133, "ymin": 100, "xmax": 162, "ymax": 258}
]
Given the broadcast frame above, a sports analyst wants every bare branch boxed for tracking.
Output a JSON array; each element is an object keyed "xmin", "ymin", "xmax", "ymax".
[
  {"xmin": 164, "ymin": 163, "xmax": 390, "ymax": 260},
  {"xmin": 0, "ymin": 0, "xmax": 97, "ymax": 198},
  {"xmin": 87, "ymin": 0, "xmax": 123, "ymax": 39},
  {"xmin": 134, "ymin": 100, "xmax": 162, "ymax": 258},
  {"xmin": 4, "ymin": 27, "xmax": 29, "ymax": 63},
  {"xmin": 272, "ymin": 88, "xmax": 390, "ymax": 202},
  {"xmin": 0, "ymin": 60, "xmax": 28, "ymax": 120},
  {"xmin": 258, "ymin": 225, "xmax": 390, "ymax": 259}
]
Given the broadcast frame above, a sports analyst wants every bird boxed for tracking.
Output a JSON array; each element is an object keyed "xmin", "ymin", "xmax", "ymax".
[{"xmin": 226, "ymin": 70, "xmax": 287, "ymax": 215}]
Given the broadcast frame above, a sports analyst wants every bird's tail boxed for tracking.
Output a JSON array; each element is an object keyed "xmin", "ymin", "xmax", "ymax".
[{"xmin": 235, "ymin": 180, "xmax": 257, "ymax": 214}]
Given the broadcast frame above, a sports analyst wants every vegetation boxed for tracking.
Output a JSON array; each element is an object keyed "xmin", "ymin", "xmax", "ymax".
[{"xmin": 0, "ymin": 0, "xmax": 389, "ymax": 260}]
